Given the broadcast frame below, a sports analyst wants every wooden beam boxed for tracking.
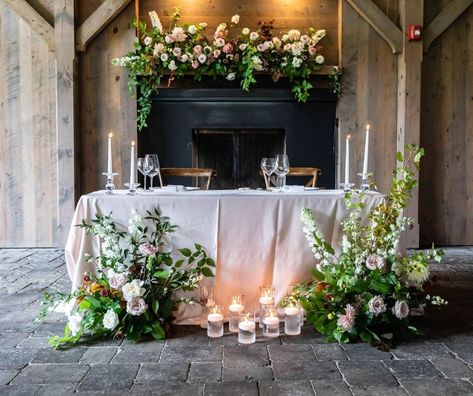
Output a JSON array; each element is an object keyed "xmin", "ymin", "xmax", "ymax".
[
  {"xmin": 55, "ymin": 0, "xmax": 76, "ymax": 245},
  {"xmin": 345, "ymin": 0, "xmax": 403, "ymax": 54},
  {"xmin": 397, "ymin": 0, "xmax": 424, "ymax": 248},
  {"xmin": 76, "ymin": 0, "xmax": 133, "ymax": 51},
  {"xmin": 3, "ymin": 0, "xmax": 55, "ymax": 50},
  {"xmin": 424, "ymin": 0, "xmax": 473, "ymax": 52}
]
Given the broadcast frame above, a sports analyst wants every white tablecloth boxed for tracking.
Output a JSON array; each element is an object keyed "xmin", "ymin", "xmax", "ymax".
[{"xmin": 65, "ymin": 189, "xmax": 384, "ymax": 324}]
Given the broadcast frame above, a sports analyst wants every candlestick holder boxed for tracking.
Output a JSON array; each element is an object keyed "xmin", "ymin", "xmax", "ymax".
[
  {"xmin": 102, "ymin": 172, "xmax": 118, "ymax": 194},
  {"xmin": 358, "ymin": 173, "xmax": 370, "ymax": 192},
  {"xmin": 339, "ymin": 182, "xmax": 354, "ymax": 192},
  {"xmin": 124, "ymin": 182, "xmax": 140, "ymax": 196}
]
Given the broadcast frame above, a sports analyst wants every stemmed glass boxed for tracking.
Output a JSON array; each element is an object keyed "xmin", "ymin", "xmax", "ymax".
[
  {"xmin": 137, "ymin": 158, "xmax": 147, "ymax": 190},
  {"xmin": 260, "ymin": 158, "xmax": 277, "ymax": 190},
  {"xmin": 143, "ymin": 154, "xmax": 160, "ymax": 190},
  {"xmin": 274, "ymin": 154, "xmax": 290, "ymax": 190}
]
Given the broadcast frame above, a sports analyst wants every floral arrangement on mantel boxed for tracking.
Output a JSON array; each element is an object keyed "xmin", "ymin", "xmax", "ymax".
[
  {"xmin": 112, "ymin": 8, "xmax": 328, "ymax": 130},
  {"xmin": 289, "ymin": 145, "xmax": 446, "ymax": 345},
  {"xmin": 39, "ymin": 208, "xmax": 214, "ymax": 348}
]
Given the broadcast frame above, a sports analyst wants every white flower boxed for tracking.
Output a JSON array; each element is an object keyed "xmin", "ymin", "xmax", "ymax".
[
  {"xmin": 257, "ymin": 43, "xmax": 265, "ymax": 52},
  {"xmin": 171, "ymin": 26, "xmax": 187, "ymax": 42},
  {"xmin": 215, "ymin": 38, "xmax": 225, "ymax": 47},
  {"xmin": 313, "ymin": 29, "xmax": 326, "ymax": 44},
  {"xmin": 239, "ymin": 43, "xmax": 248, "ymax": 51},
  {"xmin": 216, "ymin": 23, "xmax": 227, "ymax": 32},
  {"xmin": 242, "ymin": 28, "xmax": 250, "ymax": 35},
  {"xmin": 168, "ymin": 60, "xmax": 177, "ymax": 71},
  {"xmin": 144, "ymin": 36, "xmax": 153, "ymax": 46},
  {"xmin": 102, "ymin": 309, "xmax": 119, "ymax": 330},
  {"xmin": 292, "ymin": 57, "xmax": 302, "ymax": 68},
  {"xmin": 199, "ymin": 22, "xmax": 207, "ymax": 28},
  {"xmin": 127, "ymin": 297, "xmax": 148, "ymax": 316},
  {"xmin": 282, "ymin": 34, "xmax": 289, "ymax": 42},
  {"xmin": 180, "ymin": 54, "xmax": 189, "ymax": 62},
  {"xmin": 250, "ymin": 32, "xmax": 259, "ymax": 40},
  {"xmin": 393, "ymin": 300, "xmax": 409, "ymax": 319},
  {"xmin": 149, "ymin": 11, "xmax": 163, "ymax": 32},
  {"xmin": 315, "ymin": 55, "xmax": 325, "ymax": 64},
  {"xmin": 188, "ymin": 25, "xmax": 197, "ymax": 34},
  {"xmin": 108, "ymin": 269, "xmax": 127, "ymax": 289},
  {"xmin": 231, "ymin": 14, "xmax": 240, "ymax": 24},
  {"xmin": 251, "ymin": 56, "xmax": 263, "ymax": 71},
  {"xmin": 226, "ymin": 72, "xmax": 236, "ymax": 81},
  {"xmin": 153, "ymin": 43, "xmax": 164, "ymax": 56},
  {"xmin": 165, "ymin": 35, "xmax": 173, "ymax": 44},
  {"xmin": 68, "ymin": 313, "xmax": 82, "ymax": 336},
  {"xmin": 291, "ymin": 42, "xmax": 303, "ymax": 56},
  {"xmin": 272, "ymin": 37, "xmax": 281, "ymax": 48},
  {"xmin": 407, "ymin": 260, "xmax": 430, "ymax": 285},
  {"xmin": 121, "ymin": 279, "xmax": 145, "ymax": 302},
  {"xmin": 368, "ymin": 296, "xmax": 387, "ymax": 316},
  {"xmin": 172, "ymin": 47, "xmax": 182, "ymax": 57},
  {"xmin": 366, "ymin": 254, "xmax": 385, "ymax": 270},
  {"xmin": 198, "ymin": 54, "xmax": 207, "ymax": 64},
  {"xmin": 287, "ymin": 29, "xmax": 301, "ymax": 41},
  {"xmin": 300, "ymin": 34, "xmax": 310, "ymax": 45},
  {"xmin": 263, "ymin": 41, "xmax": 273, "ymax": 50}
]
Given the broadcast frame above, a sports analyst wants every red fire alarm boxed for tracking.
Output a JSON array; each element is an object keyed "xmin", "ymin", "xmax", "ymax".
[{"xmin": 407, "ymin": 25, "xmax": 422, "ymax": 41}]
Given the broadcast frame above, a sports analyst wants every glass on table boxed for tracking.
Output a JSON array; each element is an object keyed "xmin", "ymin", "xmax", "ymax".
[
  {"xmin": 137, "ymin": 157, "xmax": 147, "ymax": 190},
  {"xmin": 260, "ymin": 157, "xmax": 277, "ymax": 189},
  {"xmin": 259, "ymin": 285, "xmax": 275, "ymax": 327},
  {"xmin": 143, "ymin": 154, "xmax": 160, "ymax": 190},
  {"xmin": 229, "ymin": 294, "xmax": 245, "ymax": 333},
  {"xmin": 207, "ymin": 305, "xmax": 224, "ymax": 338},
  {"xmin": 274, "ymin": 154, "xmax": 290, "ymax": 190},
  {"xmin": 238, "ymin": 311, "xmax": 256, "ymax": 344}
]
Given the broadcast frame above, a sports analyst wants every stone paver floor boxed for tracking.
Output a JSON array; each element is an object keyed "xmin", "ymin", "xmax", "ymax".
[{"xmin": 1, "ymin": 248, "xmax": 473, "ymax": 395}]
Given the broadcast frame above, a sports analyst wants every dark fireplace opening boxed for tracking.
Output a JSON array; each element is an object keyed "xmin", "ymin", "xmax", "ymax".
[{"xmin": 193, "ymin": 129, "xmax": 285, "ymax": 189}]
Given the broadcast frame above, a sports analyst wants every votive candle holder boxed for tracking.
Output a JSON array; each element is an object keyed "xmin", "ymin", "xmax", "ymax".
[
  {"xmin": 262, "ymin": 304, "xmax": 280, "ymax": 338},
  {"xmin": 238, "ymin": 311, "xmax": 256, "ymax": 344},
  {"xmin": 228, "ymin": 294, "xmax": 245, "ymax": 333},
  {"xmin": 259, "ymin": 285, "xmax": 275, "ymax": 327},
  {"xmin": 207, "ymin": 305, "xmax": 224, "ymax": 338},
  {"xmin": 284, "ymin": 303, "xmax": 301, "ymax": 336}
]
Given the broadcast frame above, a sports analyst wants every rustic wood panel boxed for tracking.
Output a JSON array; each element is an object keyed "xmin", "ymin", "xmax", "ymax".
[
  {"xmin": 420, "ymin": 0, "xmax": 473, "ymax": 245},
  {"xmin": 78, "ymin": 1, "xmax": 137, "ymax": 195},
  {"xmin": 0, "ymin": 2, "xmax": 57, "ymax": 246},
  {"xmin": 139, "ymin": 0, "xmax": 339, "ymax": 65}
]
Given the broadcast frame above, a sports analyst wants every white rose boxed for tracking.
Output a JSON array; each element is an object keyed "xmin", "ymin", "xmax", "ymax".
[
  {"xmin": 242, "ymin": 28, "xmax": 250, "ymax": 35},
  {"xmin": 292, "ymin": 57, "xmax": 302, "ymax": 68},
  {"xmin": 215, "ymin": 38, "xmax": 225, "ymax": 47},
  {"xmin": 165, "ymin": 35, "xmax": 173, "ymax": 44},
  {"xmin": 231, "ymin": 14, "xmax": 240, "ymax": 24},
  {"xmin": 144, "ymin": 36, "xmax": 153, "ymax": 46},
  {"xmin": 282, "ymin": 34, "xmax": 289, "ymax": 42},
  {"xmin": 393, "ymin": 300, "xmax": 409, "ymax": 319},
  {"xmin": 160, "ymin": 53, "xmax": 168, "ymax": 62},
  {"xmin": 68, "ymin": 313, "xmax": 82, "ymax": 336},
  {"xmin": 127, "ymin": 297, "xmax": 148, "ymax": 316},
  {"xmin": 180, "ymin": 54, "xmax": 189, "ymax": 62},
  {"xmin": 226, "ymin": 72, "xmax": 236, "ymax": 81},
  {"xmin": 121, "ymin": 279, "xmax": 145, "ymax": 302},
  {"xmin": 239, "ymin": 43, "xmax": 248, "ymax": 51},
  {"xmin": 368, "ymin": 295, "xmax": 387, "ymax": 317},
  {"xmin": 168, "ymin": 60, "xmax": 177, "ymax": 71},
  {"xmin": 198, "ymin": 54, "xmax": 207, "ymax": 64},
  {"xmin": 102, "ymin": 309, "xmax": 119, "ymax": 330},
  {"xmin": 107, "ymin": 269, "xmax": 127, "ymax": 289},
  {"xmin": 172, "ymin": 47, "xmax": 182, "ymax": 57},
  {"xmin": 250, "ymin": 32, "xmax": 259, "ymax": 40},
  {"xmin": 315, "ymin": 55, "xmax": 325, "ymax": 64},
  {"xmin": 188, "ymin": 25, "xmax": 197, "ymax": 34}
]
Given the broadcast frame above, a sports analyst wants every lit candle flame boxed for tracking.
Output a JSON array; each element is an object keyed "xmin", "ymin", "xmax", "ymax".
[
  {"xmin": 347, "ymin": 134, "xmax": 351, "ymax": 139},
  {"xmin": 131, "ymin": 140, "xmax": 135, "ymax": 146},
  {"xmin": 108, "ymin": 132, "xmax": 113, "ymax": 138},
  {"xmin": 366, "ymin": 124, "xmax": 371, "ymax": 131}
]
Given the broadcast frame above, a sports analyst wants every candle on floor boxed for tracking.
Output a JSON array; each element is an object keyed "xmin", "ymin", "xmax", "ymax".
[
  {"xmin": 207, "ymin": 305, "xmax": 224, "ymax": 338},
  {"xmin": 344, "ymin": 134, "xmax": 351, "ymax": 185},
  {"xmin": 284, "ymin": 303, "xmax": 301, "ymax": 336},
  {"xmin": 262, "ymin": 305, "xmax": 280, "ymax": 338},
  {"xmin": 130, "ymin": 141, "xmax": 136, "ymax": 186},
  {"xmin": 259, "ymin": 286, "xmax": 275, "ymax": 327},
  {"xmin": 238, "ymin": 311, "xmax": 256, "ymax": 344},
  {"xmin": 107, "ymin": 133, "xmax": 113, "ymax": 174},
  {"xmin": 229, "ymin": 294, "xmax": 245, "ymax": 333},
  {"xmin": 362, "ymin": 124, "xmax": 370, "ymax": 178}
]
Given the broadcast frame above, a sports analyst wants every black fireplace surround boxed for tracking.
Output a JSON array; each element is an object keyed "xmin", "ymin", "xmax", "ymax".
[{"xmin": 138, "ymin": 87, "xmax": 337, "ymax": 189}]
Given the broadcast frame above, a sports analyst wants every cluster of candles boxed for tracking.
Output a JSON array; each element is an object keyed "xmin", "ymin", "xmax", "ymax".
[
  {"xmin": 342, "ymin": 123, "xmax": 371, "ymax": 190},
  {"xmin": 206, "ymin": 286, "xmax": 302, "ymax": 343},
  {"xmin": 104, "ymin": 133, "xmax": 137, "ymax": 194}
]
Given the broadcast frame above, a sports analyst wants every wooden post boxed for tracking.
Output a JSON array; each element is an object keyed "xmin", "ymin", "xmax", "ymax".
[
  {"xmin": 55, "ymin": 0, "xmax": 76, "ymax": 245},
  {"xmin": 397, "ymin": 0, "xmax": 423, "ymax": 248}
]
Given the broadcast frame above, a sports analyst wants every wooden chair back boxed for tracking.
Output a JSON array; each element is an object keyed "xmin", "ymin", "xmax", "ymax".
[
  {"xmin": 261, "ymin": 167, "xmax": 322, "ymax": 189},
  {"xmin": 159, "ymin": 168, "xmax": 217, "ymax": 190}
]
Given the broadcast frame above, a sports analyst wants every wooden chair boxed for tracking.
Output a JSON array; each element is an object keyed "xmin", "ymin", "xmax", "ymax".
[
  {"xmin": 261, "ymin": 167, "xmax": 322, "ymax": 189},
  {"xmin": 159, "ymin": 168, "xmax": 217, "ymax": 190}
]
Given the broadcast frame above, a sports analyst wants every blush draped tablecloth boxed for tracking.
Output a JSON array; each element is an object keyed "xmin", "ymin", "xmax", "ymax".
[{"xmin": 65, "ymin": 189, "xmax": 384, "ymax": 324}]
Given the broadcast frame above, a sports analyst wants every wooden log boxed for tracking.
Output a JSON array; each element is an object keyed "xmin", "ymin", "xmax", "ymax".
[
  {"xmin": 3, "ymin": 0, "xmax": 55, "ymax": 50},
  {"xmin": 55, "ymin": 0, "xmax": 76, "ymax": 245},
  {"xmin": 76, "ymin": 0, "xmax": 133, "ymax": 52},
  {"xmin": 423, "ymin": 0, "xmax": 473, "ymax": 52}
]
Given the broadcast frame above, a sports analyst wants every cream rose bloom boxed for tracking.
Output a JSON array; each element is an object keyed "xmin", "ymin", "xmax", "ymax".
[
  {"xmin": 231, "ymin": 14, "xmax": 240, "ymax": 24},
  {"xmin": 102, "ymin": 309, "xmax": 119, "ymax": 330},
  {"xmin": 121, "ymin": 279, "xmax": 145, "ymax": 302},
  {"xmin": 315, "ymin": 55, "xmax": 325, "ymax": 64},
  {"xmin": 242, "ymin": 28, "xmax": 250, "ymax": 35},
  {"xmin": 188, "ymin": 25, "xmax": 197, "ymax": 34}
]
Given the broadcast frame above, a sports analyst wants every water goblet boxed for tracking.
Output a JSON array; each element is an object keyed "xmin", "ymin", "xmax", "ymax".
[
  {"xmin": 274, "ymin": 154, "xmax": 290, "ymax": 190},
  {"xmin": 143, "ymin": 154, "xmax": 160, "ymax": 190},
  {"xmin": 260, "ymin": 158, "xmax": 277, "ymax": 189},
  {"xmin": 137, "ymin": 157, "xmax": 147, "ymax": 190}
]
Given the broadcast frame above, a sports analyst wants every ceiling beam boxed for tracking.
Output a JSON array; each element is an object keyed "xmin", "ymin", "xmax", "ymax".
[
  {"xmin": 3, "ymin": 0, "xmax": 55, "ymax": 50},
  {"xmin": 345, "ymin": 0, "xmax": 403, "ymax": 54},
  {"xmin": 423, "ymin": 0, "xmax": 473, "ymax": 52},
  {"xmin": 76, "ymin": 0, "xmax": 133, "ymax": 52}
]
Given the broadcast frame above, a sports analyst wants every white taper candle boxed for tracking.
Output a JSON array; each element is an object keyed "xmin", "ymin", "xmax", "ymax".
[
  {"xmin": 344, "ymin": 134, "xmax": 351, "ymax": 185},
  {"xmin": 362, "ymin": 124, "xmax": 370, "ymax": 177},
  {"xmin": 130, "ymin": 141, "xmax": 135, "ymax": 185},
  {"xmin": 107, "ymin": 133, "xmax": 113, "ymax": 174}
]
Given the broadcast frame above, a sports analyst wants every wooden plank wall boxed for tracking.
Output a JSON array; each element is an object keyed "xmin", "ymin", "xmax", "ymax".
[
  {"xmin": 420, "ymin": 0, "xmax": 473, "ymax": 245},
  {"xmin": 0, "ymin": 2, "xmax": 57, "ymax": 247}
]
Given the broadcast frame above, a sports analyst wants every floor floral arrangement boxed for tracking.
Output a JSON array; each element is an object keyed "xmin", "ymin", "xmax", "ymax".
[
  {"xmin": 39, "ymin": 208, "xmax": 214, "ymax": 348},
  {"xmin": 289, "ymin": 145, "xmax": 446, "ymax": 344},
  {"xmin": 112, "ymin": 8, "xmax": 328, "ymax": 130}
]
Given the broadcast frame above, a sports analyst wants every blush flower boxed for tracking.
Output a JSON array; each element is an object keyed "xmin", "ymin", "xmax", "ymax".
[
  {"xmin": 368, "ymin": 295, "xmax": 387, "ymax": 316},
  {"xmin": 191, "ymin": 60, "xmax": 199, "ymax": 69},
  {"xmin": 121, "ymin": 279, "xmax": 145, "ymax": 302},
  {"xmin": 172, "ymin": 47, "xmax": 182, "ymax": 57},
  {"xmin": 126, "ymin": 297, "xmax": 148, "ymax": 316},
  {"xmin": 223, "ymin": 43, "xmax": 233, "ymax": 54},
  {"xmin": 393, "ymin": 300, "xmax": 409, "ymax": 319},
  {"xmin": 366, "ymin": 254, "xmax": 385, "ymax": 270},
  {"xmin": 160, "ymin": 53, "xmax": 169, "ymax": 62},
  {"xmin": 108, "ymin": 270, "xmax": 127, "ymax": 289},
  {"xmin": 144, "ymin": 36, "xmax": 153, "ymax": 46},
  {"xmin": 250, "ymin": 31, "xmax": 259, "ymax": 40},
  {"xmin": 193, "ymin": 45, "xmax": 202, "ymax": 54},
  {"xmin": 337, "ymin": 304, "xmax": 356, "ymax": 332},
  {"xmin": 171, "ymin": 26, "xmax": 187, "ymax": 42}
]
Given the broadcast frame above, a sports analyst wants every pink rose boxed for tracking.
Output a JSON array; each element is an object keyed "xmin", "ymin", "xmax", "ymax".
[
  {"xmin": 337, "ymin": 304, "xmax": 356, "ymax": 332},
  {"xmin": 193, "ymin": 45, "xmax": 202, "ymax": 55},
  {"xmin": 393, "ymin": 300, "xmax": 409, "ymax": 319},
  {"xmin": 366, "ymin": 254, "xmax": 385, "ymax": 271},
  {"xmin": 126, "ymin": 297, "xmax": 148, "ymax": 316},
  {"xmin": 139, "ymin": 243, "xmax": 158, "ymax": 256},
  {"xmin": 368, "ymin": 295, "xmax": 386, "ymax": 316},
  {"xmin": 213, "ymin": 49, "xmax": 221, "ymax": 58},
  {"xmin": 223, "ymin": 43, "xmax": 233, "ymax": 54},
  {"xmin": 257, "ymin": 44, "xmax": 265, "ymax": 52},
  {"xmin": 191, "ymin": 60, "xmax": 199, "ymax": 69},
  {"xmin": 308, "ymin": 47, "xmax": 317, "ymax": 56}
]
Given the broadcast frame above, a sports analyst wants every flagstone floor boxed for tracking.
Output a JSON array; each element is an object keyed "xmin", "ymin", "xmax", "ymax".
[{"xmin": 1, "ymin": 248, "xmax": 473, "ymax": 396}]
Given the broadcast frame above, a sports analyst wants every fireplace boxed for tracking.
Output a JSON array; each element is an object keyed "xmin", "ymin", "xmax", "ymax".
[{"xmin": 138, "ymin": 86, "xmax": 337, "ymax": 189}]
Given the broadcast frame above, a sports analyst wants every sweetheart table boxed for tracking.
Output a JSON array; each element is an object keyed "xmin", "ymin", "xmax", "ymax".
[{"xmin": 65, "ymin": 189, "xmax": 383, "ymax": 324}]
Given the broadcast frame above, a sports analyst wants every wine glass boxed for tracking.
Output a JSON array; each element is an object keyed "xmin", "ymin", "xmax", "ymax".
[
  {"xmin": 137, "ymin": 157, "xmax": 147, "ymax": 190},
  {"xmin": 143, "ymin": 154, "xmax": 160, "ymax": 190},
  {"xmin": 260, "ymin": 158, "xmax": 277, "ymax": 189},
  {"xmin": 274, "ymin": 154, "xmax": 290, "ymax": 190}
]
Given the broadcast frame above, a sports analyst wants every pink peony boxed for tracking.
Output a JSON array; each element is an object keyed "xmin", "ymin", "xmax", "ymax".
[
  {"xmin": 368, "ymin": 295, "xmax": 386, "ymax": 316},
  {"xmin": 393, "ymin": 300, "xmax": 409, "ymax": 319},
  {"xmin": 214, "ymin": 38, "xmax": 225, "ymax": 47},
  {"xmin": 171, "ymin": 26, "xmax": 187, "ymax": 42},
  {"xmin": 366, "ymin": 254, "xmax": 386, "ymax": 271},
  {"xmin": 108, "ymin": 271, "xmax": 127, "ymax": 289},
  {"xmin": 213, "ymin": 49, "xmax": 221, "ymax": 58},
  {"xmin": 337, "ymin": 304, "xmax": 356, "ymax": 332},
  {"xmin": 172, "ymin": 47, "xmax": 182, "ymax": 57},
  {"xmin": 193, "ymin": 45, "xmax": 202, "ymax": 55},
  {"xmin": 191, "ymin": 60, "xmax": 199, "ymax": 69},
  {"xmin": 126, "ymin": 297, "xmax": 148, "ymax": 316},
  {"xmin": 309, "ymin": 47, "xmax": 317, "ymax": 56},
  {"xmin": 153, "ymin": 43, "xmax": 164, "ymax": 56},
  {"xmin": 222, "ymin": 43, "xmax": 233, "ymax": 54},
  {"xmin": 139, "ymin": 243, "xmax": 158, "ymax": 256}
]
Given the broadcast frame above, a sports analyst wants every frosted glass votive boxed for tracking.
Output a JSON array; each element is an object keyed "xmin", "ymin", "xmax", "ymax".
[
  {"xmin": 262, "ymin": 305, "xmax": 280, "ymax": 338},
  {"xmin": 229, "ymin": 294, "xmax": 245, "ymax": 333},
  {"xmin": 284, "ymin": 304, "xmax": 301, "ymax": 336},
  {"xmin": 238, "ymin": 311, "xmax": 256, "ymax": 344},
  {"xmin": 207, "ymin": 305, "xmax": 224, "ymax": 338}
]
